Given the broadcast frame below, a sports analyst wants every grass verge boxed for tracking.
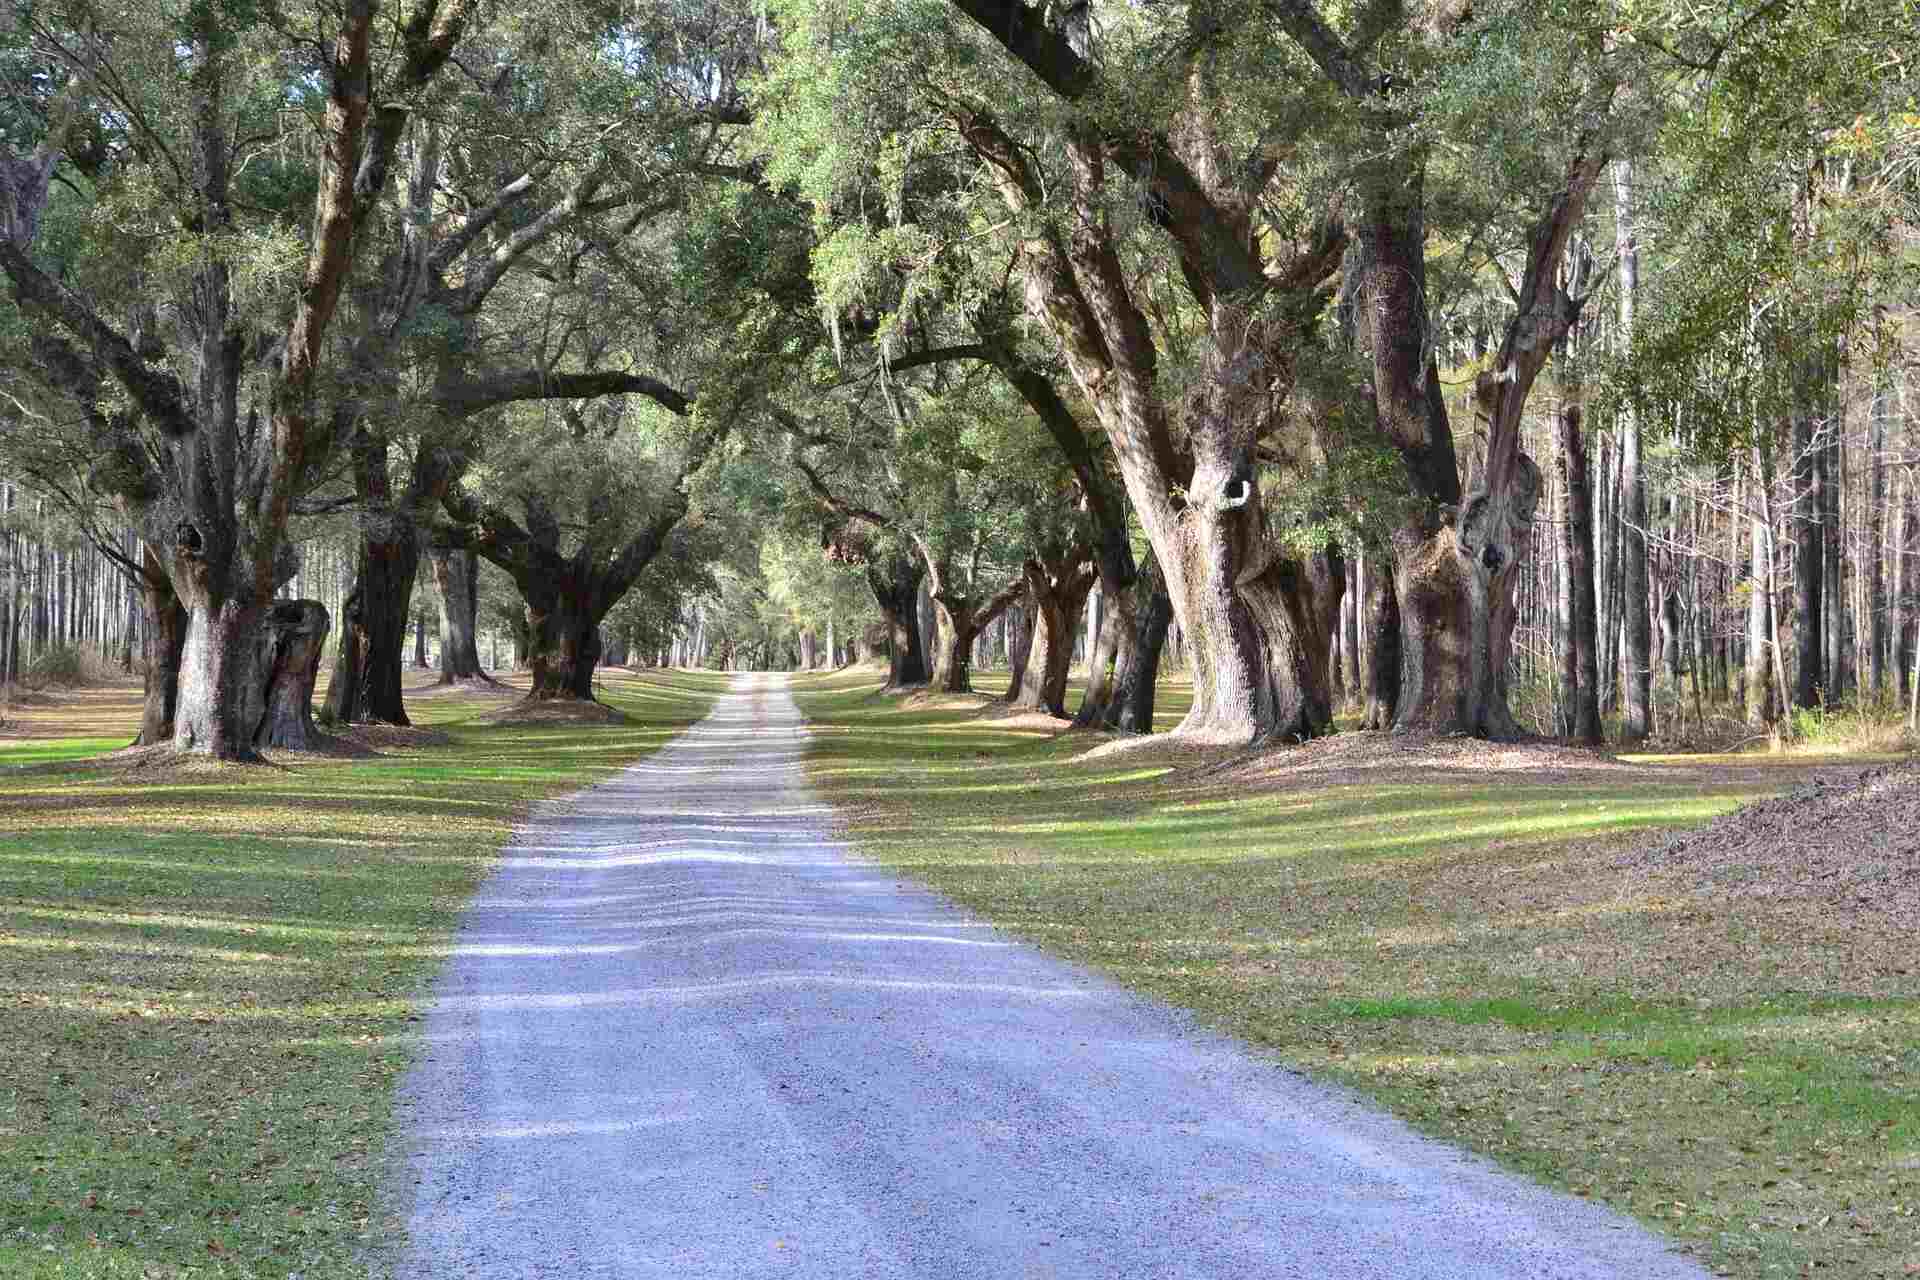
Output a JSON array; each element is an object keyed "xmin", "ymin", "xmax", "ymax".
[
  {"xmin": 791, "ymin": 668, "xmax": 1918, "ymax": 1280},
  {"xmin": 1, "ymin": 669, "xmax": 726, "ymax": 1278}
]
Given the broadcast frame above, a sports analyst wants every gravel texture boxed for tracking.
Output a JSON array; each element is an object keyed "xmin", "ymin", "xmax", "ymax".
[{"xmin": 393, "ymin": 674, "xmax": 1713, "ymax": 1279}]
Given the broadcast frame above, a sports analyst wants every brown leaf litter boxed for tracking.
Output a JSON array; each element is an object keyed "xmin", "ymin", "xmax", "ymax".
[{"xmin": 1620, "ymin": 758, "xmax": 1919, "ymax": 924}]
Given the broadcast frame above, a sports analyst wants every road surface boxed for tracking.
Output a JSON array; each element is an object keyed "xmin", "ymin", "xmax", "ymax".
[{"xmin": 394, "ymin": 673, "xmax": 1709, "ymax": 1279}]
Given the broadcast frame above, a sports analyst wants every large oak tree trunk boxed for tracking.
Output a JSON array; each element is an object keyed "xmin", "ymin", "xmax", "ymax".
[
  {"xmin": 173, "ymin": 587, "xmax": 264, "ymax": 759},
  {"xmin": 323, "ymin": 535, "xmax": 418, "ymax": 726},
  {"xmin": 134, "ymin": 549, "xmax": 189, "ymax": 747},
  {"xmin": 1011, "ymin": 555, "xmax": 1094, "ymax": 717},
  {"xmin": 868, "ymin": 555, "xmax": 928, "ymax": 689},
  {"xmin": 525, "ymin": 588, "xmax": 603, "ymax": 700},
  {"xmin": 431, "ymin": 546, "xmax": 487, "ymax": 681},
  {"xmin": 1361, "ymin": 556, "xmax": 1401, "ymax": 731},
  {"xmin": 1112, "ymin": 570, "xmax": 1172, "ymax": 734},
  {"xmin": 249, "ymin": 601, "xmax": 330, "ymax": 750},
  {"xmin": 1231, "ymin": 538, "xmax": 1345, "ymax": 744}
]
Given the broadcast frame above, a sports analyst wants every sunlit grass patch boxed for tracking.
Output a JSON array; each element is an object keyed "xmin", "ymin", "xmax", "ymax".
[
  {"xmin": 0, "ymin": 668, "xmax": 725, "ymax": 1279},
  {"xmin": 790, "ymin": 667, "xmax": 1920, "ymax": 1280}
]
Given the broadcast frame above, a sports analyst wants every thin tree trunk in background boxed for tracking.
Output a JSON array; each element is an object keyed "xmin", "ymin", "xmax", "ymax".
[
  {"xmin": 1792, "ymin": 407, "xmax": 1823, "ymax": 708},
  {"xmin": 1553, "ymin": 431, "xmax": 1576, "ymax": 734},
  {"xmin": 1745, "ymin": 445, "xmax": 1776, "ymax": 726},
  {"xmin": 1895, "ymin": 469, "xmax": 1912, "ymax": 706},
  {"xmin": 1559, "ymin": 405, "xmax": 1602, "ymax": 744},
  {"xmin": 1868, "ymin": 385, "xmax": 1889, "ymax": 696},
  {"xmin": 1615, "ymin": 160, "xmax": 1652, "ymax": 740},
  {"xmin": 1823, "ymin": 419, "xmax": 1846, "ymax": 699},
  {"xmin": 1005, "ymin": 601, "xmax": 1035, "ymax": 698}
]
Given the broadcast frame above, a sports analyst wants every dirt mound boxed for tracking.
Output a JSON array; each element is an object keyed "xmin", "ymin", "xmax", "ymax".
[
  {"xmin": 1621, "ymin": 759, "xmax": 1920, "ymax": 923},
  {"xmin": 477, "ymin": 698, "xmax": 627, "ymax": 727},
  {"xmin": 407, "ymin": 675, "xmax": 520, "ymax": 698},
  {"xmin": 1091, "ymin": 729, "xmax": 1641, "ymax": 785}
]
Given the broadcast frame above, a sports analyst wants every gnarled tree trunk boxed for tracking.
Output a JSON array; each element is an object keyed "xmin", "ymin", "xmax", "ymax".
[
  {"xmin": 523, "ymin": 585, "xmax": 603, "ymax": 700},
  {"xmin": 867, "ymin": 554, "xmax": 929, "ymax": 689},
  {"xmin": 431, "ymin": 546, "xmax": 487, "ymax": 682},
  {"xmin": 1112, "ymin": 568, "xmax": 1172, "ymax": 734},
  {"xmin": 922, "ymin": 544, "xmax": 1024, "ymax": 695},
  {"xmin": 133, "ymin": 548, "xmax": 189, "ymax": 747},
  {"xmin": 1010, "ymin": 551, "xmax": 1094, "ymax": 717},
  {"xmin": 1361, "ymin": 554, "xmax": 1401, "ymax": 731},
  {"xmin": 1238, "ymin": 546, "xmax": 1345, "ymax": 744},
  {"xmin": 249, "ymin": 601, "xmax": 330, "ymax": 750},
  {"xmin": 323, "ymin": 530, "xmax": 418, "ymax": 726}
]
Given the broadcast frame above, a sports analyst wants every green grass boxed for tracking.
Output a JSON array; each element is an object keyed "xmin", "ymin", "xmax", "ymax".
[
  {"xmin": 0, "ymin": 739, "xmax": 131, "ymax": 768},
  {"xmin": 0, "ymin": 670, "xmax": 726, "ymax": 1279},
  {"xmin": 793, "ymin": 668, "xmax": 1920, "ymax": 1280}
]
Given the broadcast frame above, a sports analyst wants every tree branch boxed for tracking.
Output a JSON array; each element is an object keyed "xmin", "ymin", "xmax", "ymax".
[
  {"xmin": 432, "ymin": 368, "xmax": 693, "ymax": 419},
  {"xmin": 0, "ymin": 243, "xmax": 196, "ymax": 436}
]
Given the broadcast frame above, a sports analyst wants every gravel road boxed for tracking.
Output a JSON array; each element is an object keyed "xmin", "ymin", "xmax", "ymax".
[{"xmin": 393, "ymin": 673, "xmax": 1711, "ymax": 1279}]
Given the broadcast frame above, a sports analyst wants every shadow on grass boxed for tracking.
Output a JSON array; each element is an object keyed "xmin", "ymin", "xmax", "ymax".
[
  {"xmin": 0, "ymin": 668, "xmax": 727, "ymax": 1280},
  {"xmin": 789, "ymin": 666, "xmax": 1920, "ymax": 1280}
]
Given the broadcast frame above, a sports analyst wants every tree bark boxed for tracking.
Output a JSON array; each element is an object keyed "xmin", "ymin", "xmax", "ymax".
[
  {"xmin": 1557, "ymin": 405, "xmax": 1603, "ymax": 744},
  {"xmin": 1071, "ymin": 536, "xmax": 1141, "ymax": 730},
  {"xmin": 249, "ymin": 601, "xmax": 330, "ymax": 750},
  {"xmin": 1868, "ymin": 385, "xmax": 1889, "ymax": 695},
  {"xmin": 1011, "ymin": 552, "xmax": 1095, "ymax": 717},
  {"xmin": 323, "ymin": 531, "xmax": 418, "ymax": 726},
  {"xmin": 1361, "ymin": 553, "xmax": 1402, "ymax": 731},
  {"xmin": 523, "ymin": 586, "xmax": 603, "ymax": 700},
  {"xmin": 1004, "ymin": 603, "xmax": 1035, "ymax": 696},
  {"xmin": 1745, "ymin": 445, "xmax": 1777, "ymax": 726},
  {"xmin": 1613, "ymin": 161, "xmax": 1653, "ymax": 741},
  {"xmin": 133, "ymin": 548, "xmax": 189, "ymax": 747},
  {"xmin": 1112, "ymin": 568, "xmax": 1172, "ymax": 734},
  {"xmin": 1822, "ymin": 417, "xmax": 1846, "ymax": 700},
  {"xmin": 1354, "ymin": 138, "xmax": 1597, "ymax": 740},
  {"xmin": 431, "ymin": 546, "xmax": 487, "ymax": 681},
  {"xmin": 868, "ymin": 554, "xmax": 928, "ymax": 688},
  {"xmin": 1791, "ymin": 406, "xmax": 1824, "ymax": 708}
]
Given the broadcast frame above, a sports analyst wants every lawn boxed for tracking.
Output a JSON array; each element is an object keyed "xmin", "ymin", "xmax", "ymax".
[
  {"xmin": 0, "ymin": 670, "xmax": 726, "ymax": 1279},
  {"xmin": 791, "ymin": 667, "xmax": 1919, "ymax": 1280}
]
